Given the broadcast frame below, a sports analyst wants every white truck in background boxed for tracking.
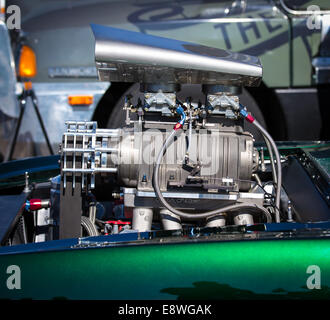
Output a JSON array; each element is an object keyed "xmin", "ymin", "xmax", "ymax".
[{"xmin": 0, "ymin": 1, "xmax": 108, "ymax": 161}]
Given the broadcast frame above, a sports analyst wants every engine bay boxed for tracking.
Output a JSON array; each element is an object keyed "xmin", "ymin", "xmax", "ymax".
[{"xmin": 2, "ymin": 25, "xmax": 330, "ymax": 246}]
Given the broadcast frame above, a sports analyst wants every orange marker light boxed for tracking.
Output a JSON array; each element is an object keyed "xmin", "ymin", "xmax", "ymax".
[
  {"xmin": 1, "ymin": 7, "xmax": 5, "ymax": 14},
  {"xmin": 68, "ymin": 95, "xmax": 93, "ymax": 106},
  {"xmin": 24, "ymin": 81, "xmax": 33, "ymax": 90},
  {"xmin": 19, "ymin": 45, "xmax": 37, "ymax": 78}
]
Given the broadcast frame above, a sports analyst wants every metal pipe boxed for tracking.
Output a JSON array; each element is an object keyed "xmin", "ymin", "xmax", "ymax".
[
  {"xmin": 262, "ymin": 134, "xmax": 277, "ymax": 184},
  {"xmin": 62, "ymin": 147, "xmax": 118, "ymax": 153},
  {"xmin": 62, "ymin": 167, "xmax": 118, "ymax": 173},
  {"xmin": 252, "ymin": 120, "xmax": 282, "ymax": 223}
]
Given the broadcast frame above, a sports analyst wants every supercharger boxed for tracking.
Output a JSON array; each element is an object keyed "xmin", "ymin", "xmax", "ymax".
[{"xmin": 59, "ymin": 25, "xmax": 281, "ymax": 237}]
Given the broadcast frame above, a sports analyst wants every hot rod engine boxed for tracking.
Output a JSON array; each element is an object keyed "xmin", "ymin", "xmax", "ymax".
[{"xmin": 55, "ymin": 25, "xmax": 285, "ymax": 239}]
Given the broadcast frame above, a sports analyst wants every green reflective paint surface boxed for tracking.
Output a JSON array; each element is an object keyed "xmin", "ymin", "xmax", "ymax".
[{"xmin": 1, "ymin": 238, "xmax": 329, "ymax": 300}]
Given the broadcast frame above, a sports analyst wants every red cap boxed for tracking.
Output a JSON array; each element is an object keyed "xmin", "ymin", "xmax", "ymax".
[
  {"xmin": 30, "ymin": 199, "xmax": 42, "ymax": 211},
  {"xmin": 105, "ymin": 220, "xmax": 131, "ymax": 225},
  {"xmin": 174, "ymin": 123, "xmax": 183, "ymax": 131},
  {"xmin": 26, "ymin": 199, "xmax": 50, "ymax": 211},
  {"xmin": 246, "ymin": 114, "xmax": 255, "ymax": 123}
]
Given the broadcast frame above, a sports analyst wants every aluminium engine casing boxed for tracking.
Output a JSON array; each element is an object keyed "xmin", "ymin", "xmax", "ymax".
[{"xmin": 107, "ymin": 123, "xmax": 256, "ymax": 193}]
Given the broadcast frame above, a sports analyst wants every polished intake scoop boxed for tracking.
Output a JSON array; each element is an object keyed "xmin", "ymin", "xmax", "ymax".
[{"xmin": 91, "ymin": 23, "xmax": 262, "ymax": 87}]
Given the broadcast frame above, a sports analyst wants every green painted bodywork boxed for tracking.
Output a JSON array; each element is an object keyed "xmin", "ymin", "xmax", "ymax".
[
  {"xmin": 0, "ymin": 145, "xmax": 329, "ymax": 300},
  {"xmin": 0, "ymin": 237, "xmax": 330, "ymax": 299},
  {"xmin": 0, "ymin": 155, "xmax": 60, "ymax": 189},
  {"xmin": 292, "ymin": 17, "xmax": 321, "ymax": 87}
]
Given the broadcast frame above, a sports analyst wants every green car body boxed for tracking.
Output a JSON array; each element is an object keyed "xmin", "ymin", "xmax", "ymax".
[
  {"xmin": 0, "ymin": 142, "xmax": 329, "ymax": 300},
  {"xmin": 1, "ymin": 235, "xmax": 330, "ymax": 300}
]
